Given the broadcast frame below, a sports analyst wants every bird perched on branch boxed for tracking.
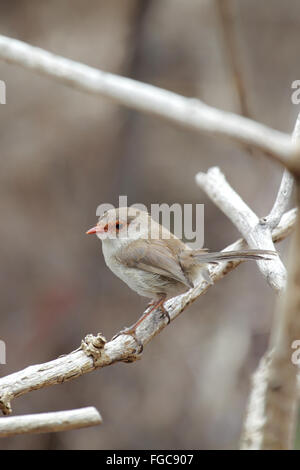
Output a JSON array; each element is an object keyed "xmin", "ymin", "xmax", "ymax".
[{"xmin": 87, "ymin": 207, "xmax": 276, "ymax": 345}]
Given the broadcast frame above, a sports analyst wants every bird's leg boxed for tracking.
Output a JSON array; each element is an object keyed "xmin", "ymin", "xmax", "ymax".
[
  {"xmin": 152, "ymin": 295, "xmax": 170, "ymax": 324},
  {"xmin": 135, "ymin": 294, "xmax": 169, "ymax": 327},
  {"xmin": 111, "ymin": 295, "xmax": 169, "ymax": 353}
]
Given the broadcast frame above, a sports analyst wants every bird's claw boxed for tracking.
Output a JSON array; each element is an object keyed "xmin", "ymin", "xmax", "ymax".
[
  {"xmin": 112, "ymin": 327, "xmax": 144, "ymax": 354},
  {"xmin": 158, "ymin": 305, "xmax": 171, "ymax": 324}
]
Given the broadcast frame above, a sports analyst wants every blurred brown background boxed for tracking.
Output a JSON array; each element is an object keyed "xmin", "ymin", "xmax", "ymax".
[{"xmin": 0, "ymin": 0, "xmax": 298, "ymax": 450}]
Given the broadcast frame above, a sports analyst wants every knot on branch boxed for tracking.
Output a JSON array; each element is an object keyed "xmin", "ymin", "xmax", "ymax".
[
  {"xmin": 81, "ymin": 333, "xmax": 107, "ymax": 366},
  {"xmin": 259, "ymin": 216, "xmax": 268, "ymax": 226},
  {"xmin": 0, "ymin": 394, "xmax": 12, "ymax": 416}
]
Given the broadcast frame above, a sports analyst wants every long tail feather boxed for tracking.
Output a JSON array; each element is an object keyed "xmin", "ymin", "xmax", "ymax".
[{"xmin": 191, "ymin": 249, "xmax": 276, "ymax": 264}]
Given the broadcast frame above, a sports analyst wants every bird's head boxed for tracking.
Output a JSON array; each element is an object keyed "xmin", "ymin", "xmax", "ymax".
[{"xmin": 86, "ymin": 207, "xmax": 150, "ymax": 246}]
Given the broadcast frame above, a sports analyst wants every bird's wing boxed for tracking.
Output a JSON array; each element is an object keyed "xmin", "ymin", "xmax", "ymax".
[{"xmin": 116, "ymin": 238, "xmax": 193, "ymax": 288}]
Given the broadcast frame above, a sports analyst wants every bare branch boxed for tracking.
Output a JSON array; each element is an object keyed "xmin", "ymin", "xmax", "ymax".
[
  {"xmin": 264, "ymin": 169, "xmax": 294, "ymax": 230},
  {"xmin": 195, "ymin": 167, "xmax": 287, "ymax": 291},
  {"xmin": 0, "ymin": 34, "xmax": 292, "ymax": 163},
  {"xmin": 197, "ymin": 167, "xmax": 299, "ymax": 449},
  {"xmin": 240, "ymin": 352, "xmax": 273, "ymax": 449},
  {"xmin": 0, "ymin": 407, "xmax": 102, "ymax": 437},
  {"xmin": 240, "ymin": 115, "xmax": 300, "ymax": 450},
  {"xmin": 214, "ymin": 0, "xmax": 251, "ymax": 119},
  {"xmin": 264, "ymin": 115, "xmax": 300, "ymax": 229},
  {"xmin": 0, "ymin": 208, "xmax": 295, "ymax": 416},
  {"xmin": 241, "ymin": 186, "xmax": 300, "ymax": 449}
]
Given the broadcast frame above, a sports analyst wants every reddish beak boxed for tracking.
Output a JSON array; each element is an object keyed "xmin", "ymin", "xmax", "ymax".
[{"xmin": 86, "ymin": 225, "xmax": 101, "ymax": 235}]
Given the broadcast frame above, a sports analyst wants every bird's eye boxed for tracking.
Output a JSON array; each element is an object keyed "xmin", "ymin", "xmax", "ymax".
[
  {"xmin": 116, "ymin": 222, "xmax": 123, "ymax": 230},
  {"xmin": 104, "ymin": 224, "xmax": 109, "ymax": 232}
]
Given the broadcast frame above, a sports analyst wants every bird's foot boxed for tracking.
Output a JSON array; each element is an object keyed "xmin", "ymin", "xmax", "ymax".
[
  {"xmin": 111, "ymin": 296, "xmax": 169, "ymax": 358},
  {"xmin": 147, "ymin": 296, "xmax": 170, "ymax": 324},
  {"xmin": 112, "ymin": 326, "xmax": 144, "ymax": 355},
  {"xmin": 157, "ymin": 303, "xmax": 171, "ymax": 324}
]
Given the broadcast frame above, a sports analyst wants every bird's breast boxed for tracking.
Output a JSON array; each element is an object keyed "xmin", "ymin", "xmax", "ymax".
[{"xmin": 101, "ymin": 241, "xmax": 188, "ymax": 299}]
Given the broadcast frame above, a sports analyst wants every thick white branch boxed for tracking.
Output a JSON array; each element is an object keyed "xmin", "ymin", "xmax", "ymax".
[
  {"xmin": 195, "ymin": 167, "xmax": 287, "ymax": 291},
  {"xmin": 0, "ymin": 208, "xmax": 295, "ymax": 416},
  {"xmin": 0, "ymin": 34, "xmax": 292, "ymax": 162},
  {"xmin": 0, "ymin": 407, "xmax": 102, "ymax": 437}
]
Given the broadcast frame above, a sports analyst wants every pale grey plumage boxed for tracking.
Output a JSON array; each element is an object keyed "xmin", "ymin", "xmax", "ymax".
[{"xmin": 88, "ymin": 207, "xmax": 276, "ymax": 304}]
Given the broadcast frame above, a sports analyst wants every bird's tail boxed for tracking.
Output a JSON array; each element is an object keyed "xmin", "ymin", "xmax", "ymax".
[{"xmin": 186, "ymin": 249, "xmax": 277, "ymax": 264}]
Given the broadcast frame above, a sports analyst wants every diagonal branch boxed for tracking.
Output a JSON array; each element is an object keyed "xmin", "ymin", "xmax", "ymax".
[
  {"xmin": 0, "ymin": 208, "xmax": 296, "ymax": 416},
  {"xmin": 0, "ymin": 34, "xmax": 292, "ymax": 163}
]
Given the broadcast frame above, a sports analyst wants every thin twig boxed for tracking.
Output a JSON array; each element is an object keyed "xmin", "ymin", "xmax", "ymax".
[
  {"xmin": 215, "ymin": 0, "xmax": 251, "ymax": 118},
  {"xmin": 0, "ymin": 34, "xmax": 292, "ymax": 163},
  {"xmin": 264, "ymin": 115, "xmax": 300, "ymax": 229},
  {"xmin": 264, "ymin": 169, "xmax": 294, "ymax": 230},
  {"xmin": 0, "ymin": 407, "xmax": 102, "ymax": 437},
  {"xmin": 0, "ymin": 208, "xmax": 295, "ymax": 416}
]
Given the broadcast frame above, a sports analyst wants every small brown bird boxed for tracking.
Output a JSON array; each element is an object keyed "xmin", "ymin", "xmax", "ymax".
[{"xmin": 87, "ymin": 207, "xmax": 275, "ymax": 340}]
